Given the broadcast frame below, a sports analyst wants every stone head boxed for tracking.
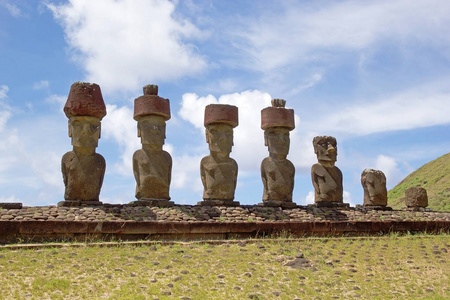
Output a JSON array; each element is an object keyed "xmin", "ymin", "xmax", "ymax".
[
  {"xmin": 137, "ymin": 115, "xmax": 166, "ymax": 146},
  {"xmin": 64, "ymin": 82, "xmax": 106, "ymax": 149},
  {"xmin": 264, "ymin": 127, "xmax": 290, "ymax": 156},
  {"xmin": 206, "ymin": 123, "xmax": 234, "ymax": 153},
  {"xmin": 68, "ymin": 116, "xmax": 101, "ymax": 148},
  {"xmin": 133, "ymin": 84, "xmax": 171, "ymax": 148},
  {"xmin": 261, "ymin": 99, "xmax": 295, "ymax": 157},
  {"xmin": 313, "ymin": 136, "xmax": 337, "ymax": 165},
  {"xmin": 361, "ymin": 169, "xmax": 387, "ymax": 205},
  {"xmin": 204, "ymin": 104, "xmax": 238, "ymax": 154}
]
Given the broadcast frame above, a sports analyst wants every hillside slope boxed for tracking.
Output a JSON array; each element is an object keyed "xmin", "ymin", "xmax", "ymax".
[{"xmin": 388, "ymin": 152, "xmax": 450, "ymax": 211}]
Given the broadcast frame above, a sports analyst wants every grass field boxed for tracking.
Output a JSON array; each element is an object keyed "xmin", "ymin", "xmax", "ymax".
[{"xmin": 0, "ymin": 234, "xmax": 449, "ymax": 299}]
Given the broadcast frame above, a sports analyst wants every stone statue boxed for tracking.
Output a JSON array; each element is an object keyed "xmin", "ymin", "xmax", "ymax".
[
  {"xmin": 132, "ymin": 84, "xmax": 173, "ymax": 207},
  {"xmin": 361, "ymin": 169, "xmax": 387, "ymax": 207},
  {"xmin": 260, "ymin": 99, "xmax": 296, "ymax": 207},
  {"xmin": 311, "ymin": 136, "xmax": 347, "ymax": 206},
  {"xmin": 199, "ymin": 104, "xmax": 239, "ymax": 206},
  {"xmin": 405, "ymin": 186, "xmax": 428, "ymax": 209},
  {"xmin": 60, "ymin": 82, "xmax": 107, "ymax": 207}
]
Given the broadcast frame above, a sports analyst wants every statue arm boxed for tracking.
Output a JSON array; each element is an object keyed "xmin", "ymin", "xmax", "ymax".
[
  {"xmin": 200, "ymin": 157, "xmax": 207, "ymax": 189},
  {"xmin": 61, "ymin": 157, "xmax": 68, "ymax": 187},
  {"xmin": 132, "ymin": 152, "xmax": 140, "ymax": 185}
]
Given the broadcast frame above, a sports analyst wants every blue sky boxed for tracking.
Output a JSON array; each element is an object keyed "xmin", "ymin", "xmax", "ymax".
[{"xmin": 0, "ymin": 0, "xmax": 449, "ymax": 206}]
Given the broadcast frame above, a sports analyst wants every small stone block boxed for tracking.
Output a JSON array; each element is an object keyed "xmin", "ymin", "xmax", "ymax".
[
  {"xmin": 0, "ymin": 203, "xmax": 23, "ymax": 209},
  {"xmin": 405, "ymin": 187, "xmax": 428, "ymax": 208}
]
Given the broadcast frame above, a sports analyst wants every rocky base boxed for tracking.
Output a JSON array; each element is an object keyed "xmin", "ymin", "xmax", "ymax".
[
  {"xmin": 130, "ymin": 199, "xmax": 174, "ymax": 207},
  {"xmin": 57, "ymin": 200, "xmax": 103, "ymax": 207},
  {"xmin": 258, "ymin": 201, "xmax": 297, "ymax": 208},
  {"xmin": 197, "ymin": 200, "xmax": 240, "ymax": 207},
  {"xmin": 310, "ymin": 202, "xmax": 350, "ymax": 208},
  {"xmin": 0, "ymin": 203, "xmax": 22, "ymax": 209}
]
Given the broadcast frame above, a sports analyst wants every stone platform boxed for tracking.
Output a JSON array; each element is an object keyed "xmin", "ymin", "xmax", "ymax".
[{"xmin": 0, "ymin": 204, "xmax": 449, "ymax": 243}]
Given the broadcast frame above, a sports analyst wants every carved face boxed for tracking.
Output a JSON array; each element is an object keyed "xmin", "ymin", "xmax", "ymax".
[
  {"xmin": 362, "ymin": 171, "xmax": 387, "ymax": 202},
  {"xmin": 313, "ymin": 136, "xmax": 337, "ymax": 163},
  {"xmin": 265, "ymin": 127, "xmax": 290, "ymax": 155},
  {"xmin": 206, "ymin": 123, "xmax": 233, "ymax": 153},
  {"xmin": 69, "ymin": 116, "xmax": 101, "ymax": 148},
  {"xmin": 138, "ymin": 115, "xmax": 166, "ymax": 146}
]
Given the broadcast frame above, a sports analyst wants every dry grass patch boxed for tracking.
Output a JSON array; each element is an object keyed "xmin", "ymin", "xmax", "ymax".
[{"xmin": 0, "ymin": 234, "xmax": 449, "ymax": 299}]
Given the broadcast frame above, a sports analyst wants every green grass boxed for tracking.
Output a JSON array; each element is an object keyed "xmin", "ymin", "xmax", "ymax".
[
  {"xmin": 388, "ymin": 152, "xmax": 450, "ymax": 211},
  {"xmin": 0, "ymin": 235, "xmax": 449, "ymax": 299}
]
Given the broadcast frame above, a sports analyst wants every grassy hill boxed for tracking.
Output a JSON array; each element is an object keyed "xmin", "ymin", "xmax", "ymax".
[{"xmin": 388, "ymin": 152, "xmax": 450, "ymax": 211}]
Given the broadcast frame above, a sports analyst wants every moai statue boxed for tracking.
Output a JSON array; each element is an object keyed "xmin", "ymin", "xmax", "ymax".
[
  {"xmin": 199, "ymin": 104, "xmax": 239, "ymax": 206},
  {"xmin": 131, "ymin": 84, "xmax": 173, "ymax": 207},
  {"xmin": 60, "ymin": 82, "xmax": 106, "ymax": 207},
  {"xmin": 311, "ymin": 136, "xmax": 348, "ymax": 207},
  {"xmin": 260, "ymin": 99, "xmax": 296, "ymax": 208},
  {"xmin": 361, "ymin": 169, "xmax": 388, "ymax": 208},
  {"xmin": 405, "ymin": 187, "xmax": 429, "ymax": 211}
]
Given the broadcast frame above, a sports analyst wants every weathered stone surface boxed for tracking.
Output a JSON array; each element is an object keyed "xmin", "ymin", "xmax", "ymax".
[
  {"xmin": 132, "ymin": 85, "xmax": 172, "ymax": 204},
  {"xmin": 200, "ymin": 104, "xmax": 239, "ymax": 205},
  {"xmin": 260, "ymin": 99, "xmax": 295, "ymax": 206},
  {"xmin": 204, "ymin": 104, "xmax": 238, "ymax": 128},
  {"xmin": 261, "ymin": 99, "xmax": 295, "ymax": 130},
  {"xmin": 61, "ymin": 82, "xmax": 107, "ymax": 204},
  {"xmin": 311, "ymin": 136, "xmax": 343, "ymax": 204},
  {"xmin": 405, "ymin": 187, "xmax": 428, "ymax": 208},
  {"xmin": 361, "ymin": 169, "xmax": 387, "ymax": 206},
  {"xmin": 64, "ymin": 82, "xmax": 106, "ymax": 120}
]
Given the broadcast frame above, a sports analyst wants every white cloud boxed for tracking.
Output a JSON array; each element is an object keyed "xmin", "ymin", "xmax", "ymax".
[
  {"xmin": 47, "ymin": 0, "xmax": 207, "ymax": 93},
  {"xmin": 309, "ymin": 85, "xmax": 450, "ymax": 136},
  {"xmin": 1, "ymin": 1, "xmax": 22, "ymax": 17},
  {"xmin": 375, "ymin": 154, "xmax": 405, "ymax": 189},
  {"xmin": 33, "ymin": 80, "xmax": 49, "ymax": 90},
  {"xmin": 0, "ymin": 85, "xmax": 8, "ymax": 99},
  {"xmin": 101, "ymin": 104, "xmax": 140, "ymax": 175},
  {"xmin": 304, "ymin": 190, "xmax": 314, "ymax": 205},
  {"xmin": 232, "ymin": 0, "xmax": 450, "ymax": 72}
]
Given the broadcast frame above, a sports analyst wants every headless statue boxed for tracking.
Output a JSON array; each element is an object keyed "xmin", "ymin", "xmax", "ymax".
[{"xmin": 361, "ymin": 168, "xmax": 387, "ymax": 206}]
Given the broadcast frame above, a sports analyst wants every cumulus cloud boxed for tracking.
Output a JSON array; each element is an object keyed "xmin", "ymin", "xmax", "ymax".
[
  {"xmin": 232, "ymin": 0, "xmax": 450, "ymax": 72},
  {"xmin": 375, "ymin": 154, "xmax": 404, "ymax": 189},
  {"xmin": 33, "ymin": 80, "xmax": 50, "ymax": 90},
  {"xmin": 1, "ymin": 1, "xmax": 22, "ymax": 17},
  {"xmin": 0, "ymin": 85, "xmax": 8, "ymax": 99},
  {"xmin": 47, "ymin": 0, "xmax": 207, "ymax": 94},
  {"xmin": 101, "ymin": 104, "xmax": 140, "ymax": 175},
  {"xmin": 309, "ymin": 83, "xmax": 450, "ymax": 136}
]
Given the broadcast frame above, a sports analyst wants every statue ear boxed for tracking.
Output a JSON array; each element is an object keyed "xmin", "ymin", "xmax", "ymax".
[
  {"xmin": 264, "ymin": 131, "xmax": 268, "ymax": 147},
  {"xmin": 98, "ymin": 123, "xmax": 101, "ymax": 139},
  {"xmin": 205, "ymin": 128, "xmax": 209, "ymax": 143},
  {"xmin": 137, "ymin": 123, "xmax": 141, "ymax": 138}
]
